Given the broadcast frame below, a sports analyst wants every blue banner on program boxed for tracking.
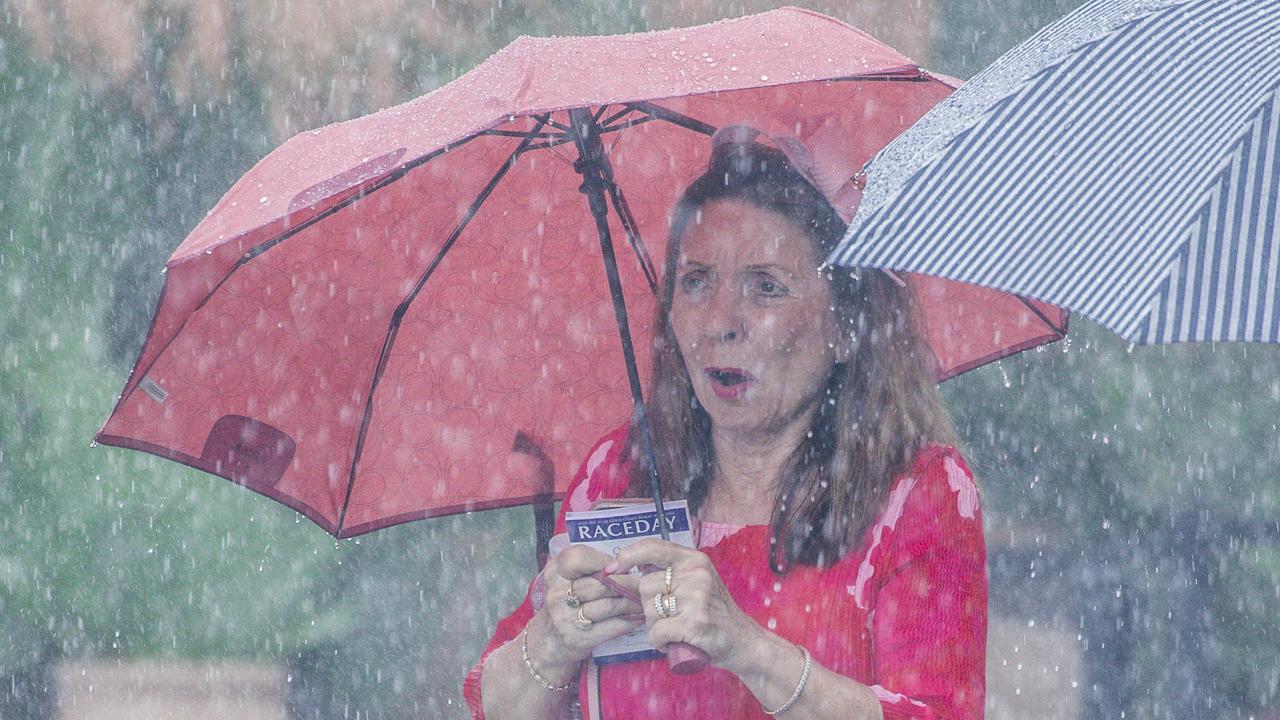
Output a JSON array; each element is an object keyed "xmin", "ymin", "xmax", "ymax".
[{"xmin": 566, "ymin": 509, "xmax": 692, "ymax": 542}]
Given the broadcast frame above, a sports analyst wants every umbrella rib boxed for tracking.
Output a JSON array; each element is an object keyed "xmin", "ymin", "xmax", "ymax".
[
  {"xmin": 105, "ymin": 132, "xmax": 486, "ymax": 418},
  {"xmin": 600, "ymin": 114, "xmax": 658, "ymax": 135},
  {"xmin": 1016, "ymin": 296, "xmax": 1068, "ymax": 337},
  {"xmin": 625, "ymin": 101, "xmax": 717, "ymax": 136},
  {"xmin": 336, "ymin": 115, "xmax": 552, "ymax": 536},
  {"xmin": 601, "ymin": 105, "xmax": 638, "ymax": 128},
  {"xmin": 605, "ymin": 180, "xmax": 660, "ymax": 296},
  {"xmin": 830, "ymin": 73, "xmax": 932, "ymax": 83},
  {"xmin": 480, "ymin": 129, "xmax": 568, "ymax": 140},
  {"xmin": 525, "ymin": 137, "xmax": 578, "ymax": 152},
  {"xmin": 240, "ymin": 134, "xmax": 484, "ymax": 264}
]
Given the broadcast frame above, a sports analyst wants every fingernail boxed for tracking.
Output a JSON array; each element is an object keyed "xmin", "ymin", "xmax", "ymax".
[{"xmin": 604, "ymin": 560, "xmax": 619, "ymax": 574}]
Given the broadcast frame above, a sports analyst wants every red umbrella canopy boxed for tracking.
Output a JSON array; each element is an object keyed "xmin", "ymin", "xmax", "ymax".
[{"xmin": 96, "ymin": 7, "xmax": 1065, "ymax": 538}]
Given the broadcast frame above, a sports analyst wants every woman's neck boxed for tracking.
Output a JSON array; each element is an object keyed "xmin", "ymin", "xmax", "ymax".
[{"xmin": 700, "ymin": 414, "xmax": 813, "ymax": 525}]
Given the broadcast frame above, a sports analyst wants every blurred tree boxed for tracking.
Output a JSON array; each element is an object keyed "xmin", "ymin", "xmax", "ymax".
[
  {"xmin": 0, "ymin": 11, "xmax": 344, "ymax": 715},
  {"xmin": 944, "ymin": 325, "xmax": 1280, "ymax": 719}
]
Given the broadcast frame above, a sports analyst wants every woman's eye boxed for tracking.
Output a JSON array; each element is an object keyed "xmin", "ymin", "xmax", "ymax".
[
  {"xmin": 679, "ymin": 272, "xmax": 707, "ymax": 293},
  {"xmin": 754, "ymin": 275, "xmax": 788, "ymax": 297}
]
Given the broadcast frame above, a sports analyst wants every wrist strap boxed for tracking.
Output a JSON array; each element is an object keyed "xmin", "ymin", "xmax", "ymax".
[
  {"xmin": 763, "ymin": 644, "xmax": 812, "ymax": 716},
  {"xmin": 521, "ymin": 627, "xmax": 572, "ymax": 692}
]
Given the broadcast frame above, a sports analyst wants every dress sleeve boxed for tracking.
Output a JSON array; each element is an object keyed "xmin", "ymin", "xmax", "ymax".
[
  {"xmin": 462, "ymin": 425, "xmax": 632, "ymax": 720},
  {"xmin": 869, "ymin": 446, "xmax": 988, "ymax": 720}
]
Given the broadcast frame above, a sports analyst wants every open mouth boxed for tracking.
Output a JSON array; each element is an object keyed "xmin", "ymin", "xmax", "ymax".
[
  {"xmin": 704, "ymin": 367, "xmax": 755, "ymax": 399},
  {"xmin": 706, "ymin": 368, "xmax": 752, "ymax": 386}
]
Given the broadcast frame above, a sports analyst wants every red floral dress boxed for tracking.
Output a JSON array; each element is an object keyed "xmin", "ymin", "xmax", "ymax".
[{"xmin": 464, "ymin": 425, "xmax": 987, "ymax": 720}]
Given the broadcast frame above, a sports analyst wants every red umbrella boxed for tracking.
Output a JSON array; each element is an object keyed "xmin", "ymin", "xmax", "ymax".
[{"xmin": 95, "ymin": 7, "xmax": 1066, "ymax": 539}]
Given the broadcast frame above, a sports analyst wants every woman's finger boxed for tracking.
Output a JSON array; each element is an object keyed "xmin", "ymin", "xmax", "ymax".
[
  {"xmin": 547, "ymin": 601, "xmax": 644, "ymax": 652},
  {"xmin": 574, "ymin": 616, "xmax": 645, "ymax": 644},
  {"xmin": 646, "ymin": 618, "xmax": 689, "ymax": 654},
  {"xmin": 637, "ymin": 570, "xmax": 672, "ymax": 601},
  {"xmin": 606, "ymin": 538, "xmax": 698, "ymax": 574},
  {"xmin": 550, "ymin": 544, "xmax": 615, "ymax": 581},
  {"xmin": 576, "ymin": 596, "xmax": 643, "ymax": 624},
  {"xmin": 586, "ymin": 571, "xmax": 641, "ymax": 604},
  {"xmin": 638, "ymin": 571, "xmax": 707, "ymax": 614},
  {"xmin": 564, "ymin": 575, "xmax": 626, "ymax": 604}
]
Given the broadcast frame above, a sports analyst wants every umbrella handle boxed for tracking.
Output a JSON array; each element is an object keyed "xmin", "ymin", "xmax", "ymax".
[
  {"xmin": 665, "ymin": 643, "xmax": 709, "ymax": 675},
  {"xmin": 590, "ymin": 571, "xmax": 709, "ymax": 675}
]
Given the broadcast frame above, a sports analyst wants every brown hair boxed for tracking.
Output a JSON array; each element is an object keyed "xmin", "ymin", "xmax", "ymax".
[{"xmin": 625, "ymin": 136, "xmax": 961, "ymax": 573}]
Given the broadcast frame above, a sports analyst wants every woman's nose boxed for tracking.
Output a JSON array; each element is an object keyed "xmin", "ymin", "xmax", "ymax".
[{"xmin": 705, "ymin": 287, "xmax": 746, "ymax": 342}]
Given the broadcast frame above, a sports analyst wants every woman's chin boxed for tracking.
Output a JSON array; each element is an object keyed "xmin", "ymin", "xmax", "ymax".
[{"xmin": 699, "ymin": 402, "xmax": 770, "ymax": 435}]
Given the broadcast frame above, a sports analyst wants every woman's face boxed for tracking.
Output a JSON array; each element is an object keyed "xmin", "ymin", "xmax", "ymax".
[{"xmin": 670, "ymin": 198, "xmax": 846, "ymax": 439}]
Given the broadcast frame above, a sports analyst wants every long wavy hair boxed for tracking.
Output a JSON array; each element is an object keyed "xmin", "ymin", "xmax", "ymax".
[{"xmin": 625, "ymin": 136, "xmax": 961, "ymax": 573}]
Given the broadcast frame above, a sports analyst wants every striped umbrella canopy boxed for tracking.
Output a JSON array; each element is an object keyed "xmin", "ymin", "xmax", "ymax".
[{"xmin": 828, "ymin": 0, "xmax": 1280, "ymax": 344}]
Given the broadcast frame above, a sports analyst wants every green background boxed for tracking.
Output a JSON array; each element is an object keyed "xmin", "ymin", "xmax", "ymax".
[{"xmin": 1, "ymin": 1, "xmax": 1276, "ymax": 718}]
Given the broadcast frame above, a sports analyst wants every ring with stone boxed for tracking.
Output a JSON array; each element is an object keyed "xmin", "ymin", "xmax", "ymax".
[
  {"xmin": 663, "ymin": 593, "xmax": 679, "ymax": 617},
  {"xmin": 565, "ymin": 583, "xmax": 582, "ymax": 609},
  {"xmin": 573, "ymin": 606, "xmax": 594, "ymax": 631},
  {"xmin": 654, "ymin": 592, "xmax": 669, "ymax": 619},
  {"xmin": 664, "ymin": 566, "xmax": 674, "ymax": 595}
]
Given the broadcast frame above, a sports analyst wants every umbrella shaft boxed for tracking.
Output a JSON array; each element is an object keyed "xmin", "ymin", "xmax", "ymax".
[{"xmin": 568, "ymin": 108, "xmax": 669, "ymax": 540}]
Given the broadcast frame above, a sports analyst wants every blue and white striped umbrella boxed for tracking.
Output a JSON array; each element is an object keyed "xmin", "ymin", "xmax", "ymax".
[{"xmin": 829, "ymin": 0, "xmax": 1280, "ymax": 344}]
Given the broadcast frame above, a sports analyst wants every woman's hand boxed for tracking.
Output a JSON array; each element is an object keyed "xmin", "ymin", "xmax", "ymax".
[
  {"xmin": 606, "ymin": 539, "xmax": 768, "ymax": 672},
  {"xmin": 527, "ymin": 545, "xmax": 645, "ymax": 680}
]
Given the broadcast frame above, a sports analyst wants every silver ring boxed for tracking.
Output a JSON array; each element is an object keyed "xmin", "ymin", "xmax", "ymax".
[
  {"xmin": 663, "ymin": 593, "xmax": 679, "ymax": 617},
  {"xmin": 565, "ymin": 583, "xmax": 582, "ymax": 609},
  {"xmin": 573, "ymin": 606, "xmax": 594, "ymax": 631},
  {"xmin": 654, "ymin": 592, "xmax": 668, "ymax": 618}
]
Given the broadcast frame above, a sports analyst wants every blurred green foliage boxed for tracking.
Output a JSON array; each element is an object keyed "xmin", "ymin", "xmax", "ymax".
[{"xmin": 0, "ymin": 21, "xmax": 343, "ymax": 672}]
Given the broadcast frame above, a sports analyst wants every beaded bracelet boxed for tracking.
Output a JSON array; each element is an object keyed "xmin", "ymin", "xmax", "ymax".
[
  {"xmin": 520, "ymin": 627, "xmax": 572, "ymax": 692},
  {"xmin": 763, "ymin": 643, "xmax": 812, "ymax": 716}
]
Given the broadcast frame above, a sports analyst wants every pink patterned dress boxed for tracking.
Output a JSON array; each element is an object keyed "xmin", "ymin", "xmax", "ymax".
[{"xmin": 465, "ymin": 425, "xmax": 987, "ymax": 720}]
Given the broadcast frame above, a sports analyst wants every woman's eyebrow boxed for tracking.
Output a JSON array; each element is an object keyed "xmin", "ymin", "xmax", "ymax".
[
  {"xmin": 678, "ymin": 258, "xmax": 712, "ymax": 270},
  {"xmin": 743, "ymin": 263, "xmax": 798, "ymax": 279}
]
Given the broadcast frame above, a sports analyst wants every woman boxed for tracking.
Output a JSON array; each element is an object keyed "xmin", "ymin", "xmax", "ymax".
[{"xmin": 464, "ymin": 127, "xmax": 987, "ymax": 720}]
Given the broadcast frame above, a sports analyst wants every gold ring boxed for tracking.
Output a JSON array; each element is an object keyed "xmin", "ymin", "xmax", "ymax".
[
  {"xmin": 664, "ymin": 566, "xmax": 673, "ymax": 595},
  {"xmin": 663, "ymin": 593, "xmax": 679, "ymax": 617},
  {"xmin": 565, "ymin": 583, "xmax": 582, "ymax": 608},
  {"xmin": 573, "ymin": 606, "xmax": 593, "ymax": 631}
]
